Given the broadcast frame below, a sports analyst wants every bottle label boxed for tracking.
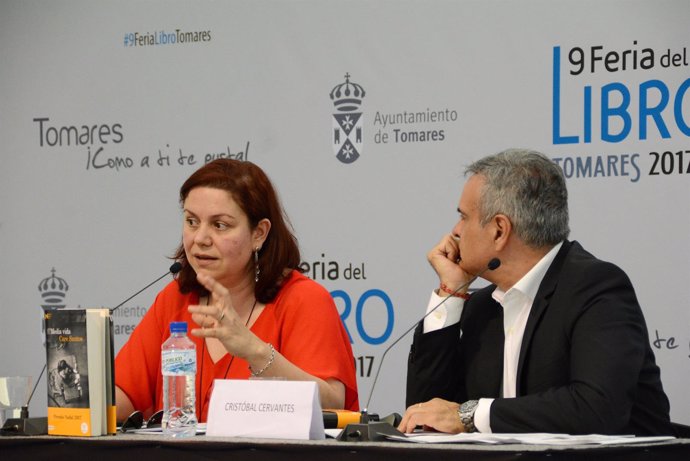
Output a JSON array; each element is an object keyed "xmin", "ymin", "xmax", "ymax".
[{"xmin": 162, "ymin": 349, "xmax": 196, "ymax": 376}]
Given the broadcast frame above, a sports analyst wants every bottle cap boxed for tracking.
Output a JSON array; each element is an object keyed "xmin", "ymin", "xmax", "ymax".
[{"xmin": 170, "ymin": 321, "xmax": 188, "ymax": 333}]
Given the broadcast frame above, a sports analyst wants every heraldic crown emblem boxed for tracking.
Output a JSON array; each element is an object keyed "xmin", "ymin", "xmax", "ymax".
[
  {"xmin": 39, "ymin": 268, "xmax": 69, "ymax": 309},
  {"xmin": 330, "ymin": 73, "xmax": 366, "ymax": 112}
]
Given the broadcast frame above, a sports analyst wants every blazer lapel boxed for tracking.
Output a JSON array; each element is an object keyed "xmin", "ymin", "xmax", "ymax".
[{"xmin": 515, "ymin": 241, "xmax": 572, "ymax": 395}]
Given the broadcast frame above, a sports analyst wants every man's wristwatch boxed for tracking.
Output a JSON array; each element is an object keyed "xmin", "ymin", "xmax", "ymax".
[{"xmin": 458, "ymin": 399, "xmax": 479, "ymax": 432}]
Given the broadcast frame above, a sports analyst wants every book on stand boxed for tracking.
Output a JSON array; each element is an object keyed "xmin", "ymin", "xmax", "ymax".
[{"xmin": 43, "ymin": 308, "xmax": 115, "ymax": 436}]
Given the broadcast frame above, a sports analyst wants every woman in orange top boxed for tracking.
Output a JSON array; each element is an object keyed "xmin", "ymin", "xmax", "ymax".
[{"xmin": 115, "ymin": 159, "xmax": 358, "ymax": 422}]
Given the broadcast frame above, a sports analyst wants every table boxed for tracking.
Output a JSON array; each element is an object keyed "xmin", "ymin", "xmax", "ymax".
[{"xmin": 2, "ymin": 434, "xmax": 690, "ymax": 461}]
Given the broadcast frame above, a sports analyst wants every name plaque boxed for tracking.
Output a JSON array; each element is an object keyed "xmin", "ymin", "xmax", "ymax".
[{"xmin": 206, "ymin": 379, "xmax": 324, "ymax": 440}]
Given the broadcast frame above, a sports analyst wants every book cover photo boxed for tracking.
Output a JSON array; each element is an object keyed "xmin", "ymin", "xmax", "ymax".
[{"xmin": 44, "ymin": 308, "xmax": 108, "ymax": 436}]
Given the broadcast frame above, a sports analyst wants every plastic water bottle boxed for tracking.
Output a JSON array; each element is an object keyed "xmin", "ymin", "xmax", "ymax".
[{"xmin": 161, "ymin": 321, "xmax": 198, "ymax": 437}]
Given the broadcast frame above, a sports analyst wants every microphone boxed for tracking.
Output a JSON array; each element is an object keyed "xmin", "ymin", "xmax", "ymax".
[
  {"xmin": 111, "ymin": 261, "xmax": 182, "ymax": 313},
  {"xmin": 337, "ymin": 257, "xmax": 501, "ymax": 442},
  {"xmin": 0, "ymin": 262, "xmax": 182, "ymax": 435}
]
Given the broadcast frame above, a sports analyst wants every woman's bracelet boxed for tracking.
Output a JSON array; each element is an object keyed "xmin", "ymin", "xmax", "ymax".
[
  {"xmin": 439, "ymin": 283, "xmax": 471, "ymax": 300},
  {"xmin": 249, "ymin": 343, "xmax": 275, "ymax": 377}
]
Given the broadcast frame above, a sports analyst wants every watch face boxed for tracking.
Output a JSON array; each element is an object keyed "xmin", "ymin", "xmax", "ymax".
[{"xmin": 461, "ymin": 400, "xmax": 478, "ymax": 412}]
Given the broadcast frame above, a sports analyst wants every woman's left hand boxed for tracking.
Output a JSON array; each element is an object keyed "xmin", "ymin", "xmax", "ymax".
[
  {"xmin": 187, "ymin": 272, "xmax": 263, "ymax": 360},
  {"xmin": 188, "ymin": 273, "xmax": 346, "ymax": 409}
]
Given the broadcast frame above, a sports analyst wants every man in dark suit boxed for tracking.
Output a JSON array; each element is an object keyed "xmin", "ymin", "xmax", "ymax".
[{"xmin": 399, "ymin": 149, "xmax": 672, "ymax": 436}]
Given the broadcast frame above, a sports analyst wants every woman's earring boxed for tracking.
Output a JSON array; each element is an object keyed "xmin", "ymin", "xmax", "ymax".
[{"xmin": 254, "ymin": 247, "xmax": 260, "ymax": 283}]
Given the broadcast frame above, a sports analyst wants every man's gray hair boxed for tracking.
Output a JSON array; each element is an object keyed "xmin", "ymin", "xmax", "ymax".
[{"xmin": 465, "ymin": 148, "xmax": 570, "ymax": 247}]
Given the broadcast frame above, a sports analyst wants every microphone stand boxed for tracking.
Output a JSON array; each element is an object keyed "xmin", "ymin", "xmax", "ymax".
[{"xmin": 337, "ymin": 259, "xmax": 500, "ymax": 442}]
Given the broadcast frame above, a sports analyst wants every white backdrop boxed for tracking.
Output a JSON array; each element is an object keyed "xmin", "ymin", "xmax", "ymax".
[{"xmin": 1, "ymin": 0, "xmax": 688, "ymax": 425}]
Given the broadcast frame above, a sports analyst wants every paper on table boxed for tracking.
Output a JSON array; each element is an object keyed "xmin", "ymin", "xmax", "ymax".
[
  {"xmin": 385, "ymin": 431, "xmax": 675, "ymax": 445},
  {"xmin": 325, "ymin": 429, "xmax": 342, "ymax": 439}
]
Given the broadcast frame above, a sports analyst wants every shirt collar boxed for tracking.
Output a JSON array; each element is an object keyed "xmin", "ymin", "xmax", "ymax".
[{"xmin": 492, "ymin": 241, "xmax": 563, "ymax": 304}]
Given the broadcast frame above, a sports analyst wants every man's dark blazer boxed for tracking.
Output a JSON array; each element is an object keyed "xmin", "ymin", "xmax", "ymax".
[{"xmin": 406, "ymin": 240, "xmax": 672, "ymax": 435}]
